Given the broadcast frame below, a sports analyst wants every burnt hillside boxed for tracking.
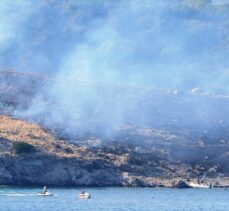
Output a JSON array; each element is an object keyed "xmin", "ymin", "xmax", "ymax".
[{"xmin": 0, "ymin": 70, "xmax": 229, "ymax": 186}]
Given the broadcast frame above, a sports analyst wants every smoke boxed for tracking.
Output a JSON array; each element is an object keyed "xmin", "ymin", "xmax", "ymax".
[
  {"xmin": 1, "ymin": 0, "xmax": 229, "ymax": 136},
  {"xmin": 0, "ymin": 0, "xmax": 228, "ymax": 90}
]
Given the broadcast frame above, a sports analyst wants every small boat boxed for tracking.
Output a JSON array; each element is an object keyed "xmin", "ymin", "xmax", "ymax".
[
  {"xmin": 188, "ymin": 182, "xmax": 210, "ymax": 188},
  {"xmin": 79, "ymin": 191, "xmax": 90, "ymax": 199},
  {"xmin": 38, "ymin": 192, "xmax": 53, "ymax": 196}
]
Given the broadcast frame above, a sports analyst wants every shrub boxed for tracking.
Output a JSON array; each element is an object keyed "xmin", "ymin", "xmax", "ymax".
[
  {"xmin": 12, "ymin": 141, "xmax": 36, "ymax": 154},
  {"xmin": 64, "ymin": 147, "xmax": 73, "ymax": 154}
]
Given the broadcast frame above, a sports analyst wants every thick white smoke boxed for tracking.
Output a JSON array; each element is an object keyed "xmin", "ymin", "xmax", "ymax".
[
  {"xmin": 1, "ymin": 0, "xmax": 229, "ymax": 137},
  {"xmin": 0, "ymin": 0, "xmax": 228, "ymax": 90}
]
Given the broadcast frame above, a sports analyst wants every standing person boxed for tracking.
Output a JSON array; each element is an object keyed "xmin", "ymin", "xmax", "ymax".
[{"xmin": 43, "ymin": 186, "xmax": 48, "ymax": 194}]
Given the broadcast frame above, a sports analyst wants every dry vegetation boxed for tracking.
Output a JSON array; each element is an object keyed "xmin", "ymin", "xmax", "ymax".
[{"xmin": 0, "ymin": 115, "xmax": 93, "ymax": 158}]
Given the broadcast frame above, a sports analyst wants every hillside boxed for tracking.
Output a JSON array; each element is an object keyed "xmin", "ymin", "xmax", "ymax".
[{"xmin": 1, "ymin": 70, "xmax": 229, "ymax": 187}]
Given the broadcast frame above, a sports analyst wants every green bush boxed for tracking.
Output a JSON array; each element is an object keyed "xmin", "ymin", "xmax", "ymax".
[{"xmin": 12, "ymin": 141, "xmax": 36, "ymax": 154}]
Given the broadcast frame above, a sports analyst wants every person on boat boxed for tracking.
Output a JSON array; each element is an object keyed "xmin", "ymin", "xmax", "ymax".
[
  {"xmin": 210, "ymin": 183, "xmax": 213, "ymax": 189},
  {"xmin": 79, "ymin": 190, "xmax": 90, "ymax": 199},
  {"xmin": 80, "ymin": 191, "xmax": 86, "ymax": 195},
  {"xmin": 42, "ymin": 186, "xmax": 48, "ymax": 194}
]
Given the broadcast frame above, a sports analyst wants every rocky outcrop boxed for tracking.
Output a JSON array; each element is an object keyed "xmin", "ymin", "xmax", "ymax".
[
  {"xmin": 0, "ymin": 153, "xmax": 124, "ymax": 186},
  {"xmin": 172, "ymin": 180, "xmax": 191, "ymax": 189}
]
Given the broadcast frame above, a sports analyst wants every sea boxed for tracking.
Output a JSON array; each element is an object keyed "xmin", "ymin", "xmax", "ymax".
[{"xmin": 0, "ymin": 187, "xmax": 229, "ymax": 211}]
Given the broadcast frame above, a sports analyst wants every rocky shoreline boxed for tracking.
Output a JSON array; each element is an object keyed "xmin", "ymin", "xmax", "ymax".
[
  {"xmin": 1, "ymin": 152, "xmax": 229, "ymax": 188},
  {"xmin": 0, "ymin": 115, "xmax": 229, "ymax": 188}
]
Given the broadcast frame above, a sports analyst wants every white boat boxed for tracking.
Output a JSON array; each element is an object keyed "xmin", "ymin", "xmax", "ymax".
[
  {"xmin": 188, "ymin": 182, "xmax": 210, "ymax": 188},
  {"xmin": 79, "ymin": 191, "xmax": 90, "ymax": 199},
  {"xmin": 37, "ymin": 192, "xmax": 53, "ymax": 196}
]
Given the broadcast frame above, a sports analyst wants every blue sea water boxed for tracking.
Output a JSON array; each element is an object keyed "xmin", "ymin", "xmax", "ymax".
[{"xmin": 0, "ymin": 187, "xmax": 229, "ymax": 211}]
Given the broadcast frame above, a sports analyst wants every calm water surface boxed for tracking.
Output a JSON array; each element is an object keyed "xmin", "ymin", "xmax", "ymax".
[{"xmin": 0, "ymin": 187, "xmax": 229, "ymax": 211}]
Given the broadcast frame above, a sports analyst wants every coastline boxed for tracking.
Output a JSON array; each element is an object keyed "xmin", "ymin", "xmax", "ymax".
[{"xmin": 0, "ymin": 115, "xmax": 229, "ymax": 189}]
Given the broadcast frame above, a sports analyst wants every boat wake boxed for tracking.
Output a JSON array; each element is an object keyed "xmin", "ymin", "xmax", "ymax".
[
  {"xmin": 0, "ymin": 193, "xmax": 37, "ymax": 197},
  {"xmin": 0, "ymin": 192, "xmax": 56, "ymax": 197}
]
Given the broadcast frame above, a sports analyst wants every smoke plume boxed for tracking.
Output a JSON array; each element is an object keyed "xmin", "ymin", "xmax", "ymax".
[{"xmin": 1, "ymin": 0, "xmax": 229, "ymax": 136}]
